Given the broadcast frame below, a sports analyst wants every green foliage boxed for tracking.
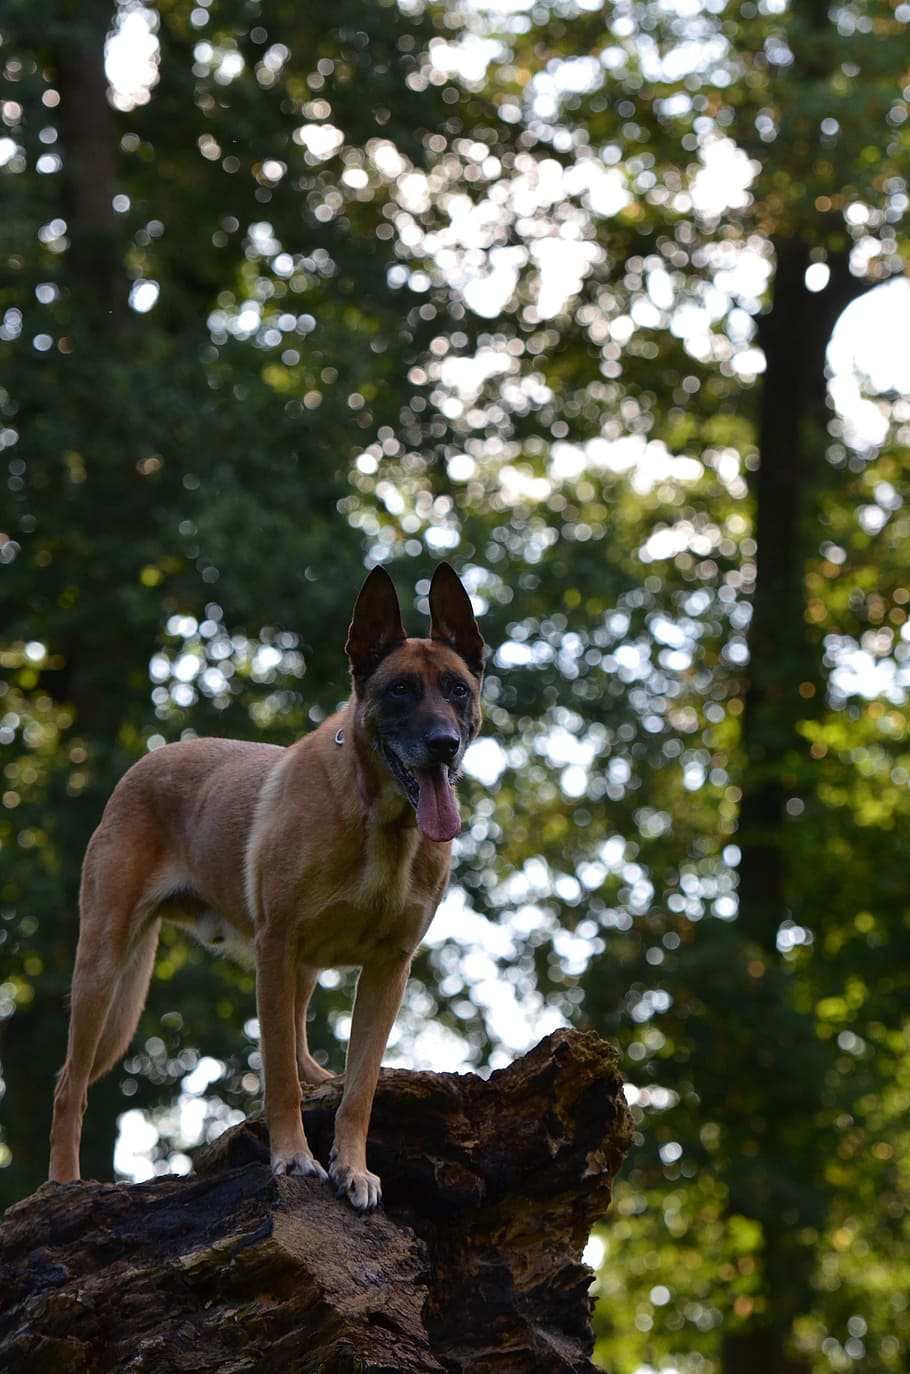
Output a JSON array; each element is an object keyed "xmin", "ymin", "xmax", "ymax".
[{"xmin": 1, "ymin": 3, "xmax": 909, "ymax": 1372}]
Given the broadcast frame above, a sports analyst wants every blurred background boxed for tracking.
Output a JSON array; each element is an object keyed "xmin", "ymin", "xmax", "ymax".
[{"xmin": 1, "ymin": 2, "xmax": 909, "ymax": 1371}]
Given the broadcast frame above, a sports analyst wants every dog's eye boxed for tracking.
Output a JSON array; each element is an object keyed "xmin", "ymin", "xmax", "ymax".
[
  {"xmin": 389, "ymin": 680, "xmax": 411, "ymax": 697},
  {"xmin": 450, "ymin": 680, "xmax": 469, "ymax": 699}
]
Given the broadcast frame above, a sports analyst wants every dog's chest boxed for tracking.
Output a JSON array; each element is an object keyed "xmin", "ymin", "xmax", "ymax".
[
  {"xmin": 297, "ymin": 832, "xmax": 445, "ymax": 966},
  {"xmin": 361, "ymin": 830, "xmax": 417, "ymax": 904}
]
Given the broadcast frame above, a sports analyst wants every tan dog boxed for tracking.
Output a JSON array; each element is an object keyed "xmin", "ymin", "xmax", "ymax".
[{"xmin": 49, "ymin": 563, "xmax": 484, "ymax": 1210}]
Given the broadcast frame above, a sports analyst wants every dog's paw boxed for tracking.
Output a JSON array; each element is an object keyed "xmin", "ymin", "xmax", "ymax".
[
  {"xmin": 329, "ymin": 1159, "xmax": 382, "ymax": 1211},
  {"xmin": 297, "ymin": 1056, "xmax": 335, "ymax": 1086},
  {"xmin": 271, "ymin": 1150, "xmax": 329, "ymax": 1183}
]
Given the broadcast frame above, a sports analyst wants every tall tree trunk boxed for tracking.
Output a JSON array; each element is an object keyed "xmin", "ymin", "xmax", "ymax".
[
  {"xmin": 56, "ymin": 0, "xmax": 127, "ymax": 330},
  {"xmin": 732, "ymin": 242, "xmax": 868, "ymax": 1372}
]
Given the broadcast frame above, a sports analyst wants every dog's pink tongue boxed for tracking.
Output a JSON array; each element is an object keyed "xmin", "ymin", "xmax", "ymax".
[{"xmin": 416, "ymin": 767, "xmax": 461, "ymax": 843}]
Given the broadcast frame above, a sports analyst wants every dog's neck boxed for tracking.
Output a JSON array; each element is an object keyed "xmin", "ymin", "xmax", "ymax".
[{"xmin": 333, "ymin": 724, "xmax": 417, "ymax": 833}]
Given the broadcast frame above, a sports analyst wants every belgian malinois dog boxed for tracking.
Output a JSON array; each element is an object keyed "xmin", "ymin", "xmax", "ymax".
[{"xmin": 49, "ymin": 563, "xmax": 484, "ymax": 1210}]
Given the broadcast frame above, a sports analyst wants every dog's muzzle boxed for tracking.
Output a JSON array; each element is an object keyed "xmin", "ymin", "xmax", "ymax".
[{"xmin": 381, "ymin": 743, "xmax": 462, "ymax": 843}]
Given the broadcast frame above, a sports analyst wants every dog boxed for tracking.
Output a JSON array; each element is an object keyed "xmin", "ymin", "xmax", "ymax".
[{"xmin": 49, "ymin": 562, "xmax": 484, "ymax": 1210}]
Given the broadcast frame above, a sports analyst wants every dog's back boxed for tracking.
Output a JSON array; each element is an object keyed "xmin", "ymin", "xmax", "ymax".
[{"xmin": 84, "ymin": 738, "xmax": 284, "ymax": 936}]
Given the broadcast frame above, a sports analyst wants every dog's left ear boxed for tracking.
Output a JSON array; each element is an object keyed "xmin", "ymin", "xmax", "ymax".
[
  {"xmin": 428, "ymin": 563, "xmax": 485, "ymax": 678},
  {"xmin": 346, "ymin": 565, "xmax": 408, "ymax": 681}
]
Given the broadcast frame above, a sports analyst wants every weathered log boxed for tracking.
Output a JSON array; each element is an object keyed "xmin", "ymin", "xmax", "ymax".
[{"xmin": 0, "ymin": 1028, "xmax": 633, "ymax": 1373}]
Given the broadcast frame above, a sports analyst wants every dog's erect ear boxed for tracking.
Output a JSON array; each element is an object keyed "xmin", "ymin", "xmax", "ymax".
[
  {"xmin": 346, "ymin": 566, "xmax": 408, "ymax": 681},
  {"xmin": 428, "ymin": 563, "xmax": 485, "ymax": 678}
]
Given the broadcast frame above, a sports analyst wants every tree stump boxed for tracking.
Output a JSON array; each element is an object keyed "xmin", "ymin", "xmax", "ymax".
[{"xmin": 0, "ymin": 1029, "xmax": 633, "ymax": 1373}]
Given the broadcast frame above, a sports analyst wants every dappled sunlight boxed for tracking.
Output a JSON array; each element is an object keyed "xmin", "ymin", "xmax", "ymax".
[
  {"xmin": 2, "ymin": 0, "xmax": 909, "ymax": 1368},
  {"xmin": 147, "ymin": 610, "xmax": 308, "ymax": 726},
  {"xmin": 105, "ymin": 5, "xmax": 159, "ymax": 111},
  {"xmin": 115, "ymin": 1053, "xmax": 248, "ymax": 1182}
]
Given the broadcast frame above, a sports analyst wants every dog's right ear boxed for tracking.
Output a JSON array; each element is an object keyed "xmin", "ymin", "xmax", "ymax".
[{"xmin": 346, "ymin": 565, "xmax": 408, "ymax": 682}]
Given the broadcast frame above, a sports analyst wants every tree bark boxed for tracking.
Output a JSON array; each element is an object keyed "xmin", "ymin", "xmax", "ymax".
[
  {"xmin": 56, "ymin": 0, "xmax": 127, "ymax": 330},
  {"xmin": 731, "ymin": 238, "xmax": 871, "ymax": 1372},
  {"xmin": 742, "ymin": 242, "xmax": 866, "ymax": 952},
  {"xmin": 0, "ymin": 1029, "xmax": 632, "ymax": 1373}
]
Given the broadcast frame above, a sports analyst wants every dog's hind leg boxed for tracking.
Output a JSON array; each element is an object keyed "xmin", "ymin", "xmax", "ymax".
[
  {"xmin": 49, "ymin": 833, "xmax": 162, "ymax": 1183},
  {"xmin": 295, "ymin": 965, "xmax": 334, "ymax": 1085},
  {"xmin": 50, "ymin": 917, "xmax": 161, "ymax": 1183}
]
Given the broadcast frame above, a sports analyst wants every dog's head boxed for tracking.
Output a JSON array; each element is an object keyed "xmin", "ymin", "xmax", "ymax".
[{"xmin": 346, "ymin": 563, "xmax": 484, "ymax": 843}]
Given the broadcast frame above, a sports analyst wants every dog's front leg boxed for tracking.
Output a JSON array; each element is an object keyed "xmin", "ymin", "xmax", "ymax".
[
  {"xmin": 329, "ymin": 954, "xmax": 411, "ymax": 1211},
  {"xmin": 255, "ymin": 925, "xmax": 327, "ymax": 1182}
]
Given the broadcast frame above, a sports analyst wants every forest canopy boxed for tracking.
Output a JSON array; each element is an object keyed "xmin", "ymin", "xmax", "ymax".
[{"xmin": 1, "ymin": 3, "xmax": 909, "ymax": 1372}]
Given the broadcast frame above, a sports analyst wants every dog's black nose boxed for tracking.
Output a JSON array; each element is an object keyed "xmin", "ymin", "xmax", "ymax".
[{"xmin": 425, "ymin": 728, "xmax": 460, "ymax": 763}]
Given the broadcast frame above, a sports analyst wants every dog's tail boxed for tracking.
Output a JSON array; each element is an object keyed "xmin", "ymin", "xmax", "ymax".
[{"xmin": 88, "ymin": 920, "xmax": 162, "ymax": 1083}]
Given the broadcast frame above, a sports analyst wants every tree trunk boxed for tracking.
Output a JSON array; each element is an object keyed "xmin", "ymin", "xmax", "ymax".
[
  {"xmin": 731, "ymin": 243, "xmax": 871, "ymax": 1372},
  {"xmin": 742, "ymin": 242, "xmax": 864, "ymax": 953},
  {"xmin": 56, "ymin": 0, "xmax": 127, "ymax": 330},
  {"xmin": 0, "ymin": 1029, "xmax": 632, "ymax": 1373}
]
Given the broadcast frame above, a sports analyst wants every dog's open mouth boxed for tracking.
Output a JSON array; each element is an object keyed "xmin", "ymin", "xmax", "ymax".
[{"xmin": 382, "ymin": 747, "xmax": 461, "ymax": 843}]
